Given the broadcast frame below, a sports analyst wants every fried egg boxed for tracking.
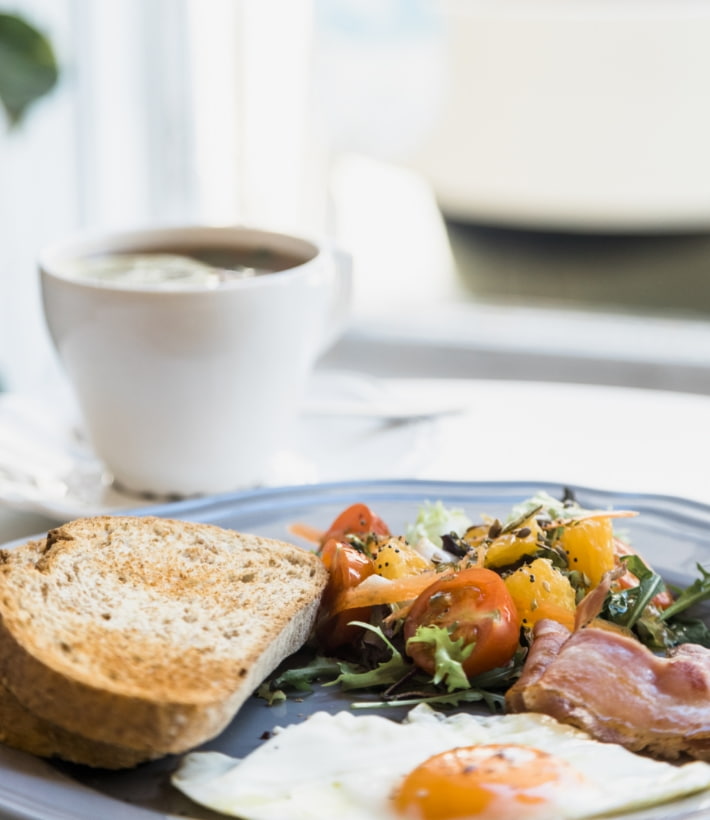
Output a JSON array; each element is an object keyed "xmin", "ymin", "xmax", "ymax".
[{"xmin": 172, "ymin": 705, "xmax": 710, "ymax": 820}]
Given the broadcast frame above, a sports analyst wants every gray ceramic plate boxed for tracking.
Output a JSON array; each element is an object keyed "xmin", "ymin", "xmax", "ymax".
[{"xmin": 1, "ymin": 479, "xmax": 709, "ymax": 820}]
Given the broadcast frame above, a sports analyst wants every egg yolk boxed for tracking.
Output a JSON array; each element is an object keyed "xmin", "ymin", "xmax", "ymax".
[{"xmin": 393, "ymin": 743, "xmax": 583, "ymax": 820}]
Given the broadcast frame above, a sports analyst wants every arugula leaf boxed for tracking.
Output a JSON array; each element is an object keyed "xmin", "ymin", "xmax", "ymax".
[
  {"xmin": 354, "ymin": 687, "xmax": 506, "ymax": 712},
  {"xmin": 270, "ymin": 655, "xmax": 347, "ymax": 692},
  {"xmin": 632, "ymin": 612, "xmax": 677, "ymax": 652},
  {"xmin": 407, "ymin": 624, "xmax": 473, "ymax": 692},
  {"xmin": 660, "ymin": 563, "xmax": 710, "ymax": 622},
  {"xmin": 663, "ymin": 616, "xmax": 710, "ymax": 648},
  {"xmin": 327, "ymin": 622, "xmax": 412, "ymax": 691},
  {"xmin": 601, "ymin": 558, "xmax": 710, "ymax": 650},
  {"xmin": 617, "ymin": 554, "xmax": 667, "ymax": 628},
  {"xmin": 601, "ymin": 554, "xmax": 666, "ymax": 635},
  {"xmin": 467, "ymin": 650, "xmax": 525, "ymax": 690}
]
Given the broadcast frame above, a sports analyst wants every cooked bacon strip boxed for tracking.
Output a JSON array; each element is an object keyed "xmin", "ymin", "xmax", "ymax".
[
  {"xmin": 506, "ymin": 620, "xmax": 710, "ymax": 761},
  {"xmin": 573, "ymin": 565, "xmax": 625, "ymax": 631},
  {"xmin": 505, "ymin": 620, "xmax": 570, "ymax": 712}
]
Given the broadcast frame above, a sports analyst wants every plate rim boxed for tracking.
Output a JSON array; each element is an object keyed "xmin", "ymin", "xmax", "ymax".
[
  {"xmin": 132, "ymin": 477, "xmax": 710, "ymax": 530},
  {"xmin": 2, "ymin": 477, "xmax": 710, "ymax": 820}
]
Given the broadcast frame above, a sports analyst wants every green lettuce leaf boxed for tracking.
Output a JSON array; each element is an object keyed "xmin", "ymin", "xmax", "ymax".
[
  {"xmin": 407, "ymin": 624, "xmax": 473, "ymax": 692},
  {"xmin": 406, "ymin": 500, "xmax": 472, "ymax": 548}
]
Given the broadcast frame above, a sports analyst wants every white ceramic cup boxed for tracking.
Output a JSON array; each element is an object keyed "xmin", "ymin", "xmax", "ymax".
[{"xmin": 39, "ymin": 225, "xmax": 351, "ymax": 497}]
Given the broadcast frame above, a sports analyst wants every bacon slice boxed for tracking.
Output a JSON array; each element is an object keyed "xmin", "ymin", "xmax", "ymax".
[
  {"xmin": 505, "ymin": 620, "xmax": 570, "ymax": 712},
  {"xmin": 506, "ymin": 620, "xmax": 710, "ymax": 761}
]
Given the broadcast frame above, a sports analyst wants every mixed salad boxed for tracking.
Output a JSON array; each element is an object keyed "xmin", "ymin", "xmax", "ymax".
[{"xmin": 262, "ymin": 490, "xmax": 710, "ymax": 710}]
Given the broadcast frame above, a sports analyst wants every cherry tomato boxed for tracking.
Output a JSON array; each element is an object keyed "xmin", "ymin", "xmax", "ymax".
[
  {"xmin": 321, "ymin": 503, "xmax": 390, "ymax": 545},
  {"xmin": 320, "ymin": 538, "xmax": 374, "ymax": 605},
  {"xmin": 317, "ymin": 538, "xmax": 375, "ymax": 651},
  {"xmin": 404, "ymin": 567, "xmax": 521, "ymax": 679}
]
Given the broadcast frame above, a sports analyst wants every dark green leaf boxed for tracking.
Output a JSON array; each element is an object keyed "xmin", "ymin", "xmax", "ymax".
[
  {"xmin": 467, "ymin": 650, "xmax": 525, "ymax": 690},
  {"xmin": 632, "ymin": 612, "xmax": 677, "ymax": 652},
  {"xmin": 603, "ymin": 554, "xmax": 666, "ymax": 631},
  {"xmin": 660, "ymin": 563, "xmax": 710, "ymax": 622},
  {"xmin": 663, "ymin": 616, "xmax": 710, "ymax": 648},
  {"xmin": 327, "ymin": 622, "xmax": 412, "ymax": 691},
  {"xmin": 0, "ymin": 13, "xmax": 59, "ymax": 127},
  {"xmin": 270, "ymin": 655, "xmax": 347, "ymax": 693}
]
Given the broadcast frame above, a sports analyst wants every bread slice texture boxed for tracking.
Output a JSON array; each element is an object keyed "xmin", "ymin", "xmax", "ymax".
[
  {"xmin": 0, "ymin": 517, "xmax": 327, "ymax": 764},
  {"xmin": 0, "ymin": 675, "xmax": 157, "ymax": 769}
]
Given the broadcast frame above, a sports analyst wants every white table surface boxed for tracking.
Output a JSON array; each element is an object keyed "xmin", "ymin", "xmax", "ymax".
[
  {"xmin": 1, "ymin": 374, "xmax": 708, "ymax": 546},
  {"xmin": 6, "ymin": 156, "xmax": 710, "ymax": 543}
]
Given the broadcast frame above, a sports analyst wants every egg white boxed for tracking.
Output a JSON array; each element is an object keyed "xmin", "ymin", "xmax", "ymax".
[{"xmin": 172, "ymin": 705, "xmax": 710, "ymax": 820}]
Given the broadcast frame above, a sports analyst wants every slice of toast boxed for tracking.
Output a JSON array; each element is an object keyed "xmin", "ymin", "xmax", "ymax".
[
  {"xmin": 0, "ymin": 676, "xmax": 157, "ymax": 769},
  {"xmin": 0, "ymin": 516, "xmax": 327, "ymax": 765}
]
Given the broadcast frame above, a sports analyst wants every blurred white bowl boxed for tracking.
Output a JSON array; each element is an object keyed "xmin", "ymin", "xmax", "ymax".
[{"xmin": 409, "ymin": 0, "xmax": 710, "ymax": 232}]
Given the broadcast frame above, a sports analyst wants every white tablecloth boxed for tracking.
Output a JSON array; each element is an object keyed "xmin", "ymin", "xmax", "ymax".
[{"xmin": 1, "ymin": 375, "xmax": 708, "ymax": 544}]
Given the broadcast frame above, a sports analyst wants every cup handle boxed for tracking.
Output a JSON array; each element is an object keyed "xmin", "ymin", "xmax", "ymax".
[{"xmin": 320, "ymin": 245, "xmax": 353, "ymax": 353}]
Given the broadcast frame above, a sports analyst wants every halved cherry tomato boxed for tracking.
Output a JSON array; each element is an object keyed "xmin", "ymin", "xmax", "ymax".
[
  {"xmin": 320, "ymin": 503, "xmax": 390, "ymax": 546},
  {"xmin": 317, "ymin": 538, "xmax": 375, "ymax": 651},
  {"xmin": 404, "ymin": 567, "xmax": 521, "ymax": 679}
]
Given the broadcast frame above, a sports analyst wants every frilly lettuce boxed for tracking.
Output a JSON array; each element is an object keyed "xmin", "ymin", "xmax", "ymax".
[
  {"xmin": 406, "ymin": 625, "xmax": 473, "ymax": 692},
  {"xmin": 406, "ymin": 500, "xmax": 472, "ymax": 549}
]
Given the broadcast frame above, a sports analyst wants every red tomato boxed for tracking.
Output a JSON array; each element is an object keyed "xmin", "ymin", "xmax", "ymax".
[
  {"xmin": 404, "ymin": 567, "xmax": 521, "ymax": 679},
  {"xmin": 321, "ymin": 503, "xmax": 390, "ymax": 545},
  {"xmin": 320, "ymin": 538, "xmax": 374, "ymax": 605},
  {"xmin": 317, "ymin": 538, "xmax": 375, "ymax": 651}
]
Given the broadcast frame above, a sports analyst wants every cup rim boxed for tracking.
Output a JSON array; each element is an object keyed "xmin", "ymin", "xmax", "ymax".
[{"xmin": 38, "ymin": 223, "xmax": 322, "ymax": 292}]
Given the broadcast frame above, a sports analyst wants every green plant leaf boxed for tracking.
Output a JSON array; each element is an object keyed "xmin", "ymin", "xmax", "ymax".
[
  {"xmin": 660, "ymin": 563, "xmax": 710, "ymax": 622},
  {"xmin": 407, "ymin": 624, "xmax": 473, "ymax": 692},
  {"xmin": 0, "ymin": 13, "xmax": 59, "ymax": 127},
  {"xmin": 327, "ymin": 622, "xmax": 413, "ymax": 691},
  {"xmin": 270, "ymin": 655, "xmax": 347, "ymax": 692}
]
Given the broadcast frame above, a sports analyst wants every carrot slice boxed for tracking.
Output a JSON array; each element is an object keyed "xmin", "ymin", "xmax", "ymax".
[
  {"xmin": 330, "ymin": 570, "xmax": 447, "ymax": 614},
  {"xmin": 288, "ymin": 522, "xmax": 324, "ymax": 544}
]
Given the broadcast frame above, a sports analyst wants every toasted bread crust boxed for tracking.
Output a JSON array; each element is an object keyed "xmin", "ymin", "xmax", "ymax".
[
  {"xmin": 0, "ymin": 517, "xmax": 327, "ymax": 761},
  {"xmin": 0, "ymin": 678, "xmax": 157, "ymax": 769}
]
